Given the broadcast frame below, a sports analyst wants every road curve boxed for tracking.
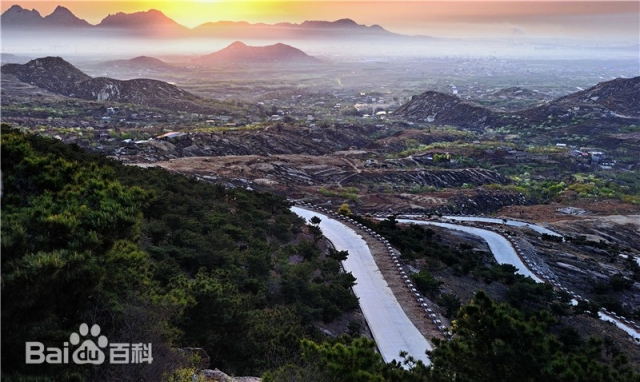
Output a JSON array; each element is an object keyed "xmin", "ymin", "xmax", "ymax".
[
  {"xmin": 441, "ymin": 216, "xmax": 563, "ymax": 237},
  {"xmin": 397, "ymin": 219, "xmax": 543, "ymax": 283},
  {"xmin": 291, "ymin": 207, "xmax": 433, "ymax": 366},
  {"xmin": 397, "ymin": 218, "xmax": 640, "ymax": 344},
  {"xmin": 599, "ymin": 312, "xmax": 640, "ymax": 342}
]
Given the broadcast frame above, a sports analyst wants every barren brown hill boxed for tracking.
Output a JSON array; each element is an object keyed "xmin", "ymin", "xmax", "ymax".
[
  {"xmin": 393, "ymin": 91, "xmax": 500, "ymax": 130},
  {"xmin": 1, "ymin": 56, "xmax": 248, "ymax": 114},
  {"xmin": 513, "ymin": 76, "xmax": 640, "ymax": 134},
  {"xmin": 1, "ymin": 56, "xmax": 91, "ymax": 96},
  {"xmin": 395, "ymin": 77, "xmax": 640, "ymax": 132},
  {"xmin": 548, "ymin": 76, "xmax": 640, "ymax": 117}
]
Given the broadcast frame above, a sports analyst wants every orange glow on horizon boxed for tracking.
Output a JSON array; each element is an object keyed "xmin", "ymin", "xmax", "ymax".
[
  {"xmin": 1, "ymin": 1, "xmax": 334, "ymax": 27},
  {"xmin": 1, "ymin": 1, "xmax": 638, "ymax": 38}
]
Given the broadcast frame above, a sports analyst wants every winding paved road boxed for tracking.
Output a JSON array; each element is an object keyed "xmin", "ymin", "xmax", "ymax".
[
  {"xmin": 397, "ymin": 219, "xmax": 543, "ymax": 282},
  {"xmin": 399, "ymin": 217, "xmax": 640, "ymax": 343},
  {"xmin": 292, "ymin": 207, "xmax": 433, "ymax": 366},
  {"xmin": 440, "ymin": 216, "xmax": 563, "ymax": 237},
  {"xmin": 292, "ymin": 206, "xmax": 640, "ymax": 362}
]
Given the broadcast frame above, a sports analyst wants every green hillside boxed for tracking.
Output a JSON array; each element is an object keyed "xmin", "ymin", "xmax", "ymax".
[{"xmin": 1, "ymin": 124, "xmax": 357, "ymax": 380}]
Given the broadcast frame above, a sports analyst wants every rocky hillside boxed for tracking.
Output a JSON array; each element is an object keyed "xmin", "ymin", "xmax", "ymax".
[
  {"xmin": 549, "ymin": 76, "xmax": 640, "ymax": 117},
  {"xmin": 126, "ymin": 123, "xmax": 381, "ymax": 159},
  {"xmin": 344, "ymin": 168, "xmax": 510, "ymax": 189},
  {"xmin": 198, "ymin": 41, "xmax": 318, "ymax": 64},
  {"xmin": 393, "ymin": 91, "xmax": 500, "ymax": 130},
  {"xmin": 1, "ymin": 56, "xmax": 91, "ymax": 96},
  {"xmin": 489, "ymin": 87, "xmax": 546, "ymax": 100},
  {"xmin": 394, "ymin": 77, "xmax": 640, "ymax": 131},
  {"xmin": 515, "ymin": 76, "xmax": 640, "ymax": 132},
  {"xmin": 74, "ymin": 77, "xmax": 197, "ymax": 104},
  {"xmin": 1, "ymin": 56, "xmax": 231, "ymax": 113}
]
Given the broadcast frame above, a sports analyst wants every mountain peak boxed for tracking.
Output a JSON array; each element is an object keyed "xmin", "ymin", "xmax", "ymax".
[
  {"xmin": 1, "ymin": 56, "xmax": 91, "ymax": 96},
  {"xmin": 1, "ymin": 4, "xmax": 43, "ymax": 24},
  {"xmin": 4, "ymin": 4, "xmax": 40, "ymax": 15},
  {"xmin": 5, "ymin": 4, "xmax": 25, "ymax": 12},
  {"xmin": 228, "ymin": 41, "xmax": 248, "ymax": 48},
  {"xmin": 43, "ymin": 5, "xmax": 91, "ymax": 27},
  {"xmin": 199, "ymin": 41, "xmax": 317, "ymax": 64},
  {"xmin": 26, "ymin": 56, "xmax": 88, "ymax": 75},
  {"xmin": 99, "ymin": 9, "xmax": 183, "ymax": 27},
  {"xmin": 51, "ymin": 5, "xmax": 73, "ymax": 15},
  {"xmin": 300, "ymin": 18, "xmax": 365, "ymax": 29},
  {"xmin": 97, "ymin": 8, "xmax": 188, "ymax": 35},
  {"xmin": 333, "ymin": 18, "xmax": 358, "ymax": 26}
]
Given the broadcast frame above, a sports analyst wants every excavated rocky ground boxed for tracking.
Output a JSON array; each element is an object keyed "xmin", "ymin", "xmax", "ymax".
[
  {"xmin": 343, "ymin": 168, "xmax": 509, "ymax": 189},
  {"xmin": 130, "ymin": 153, "xmax": 524, "ymax": 216}
]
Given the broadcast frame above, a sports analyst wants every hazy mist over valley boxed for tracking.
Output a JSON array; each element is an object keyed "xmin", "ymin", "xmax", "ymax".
[
  {"xmin": 2, "ymin": 1, "xmax": 640, "ymax": 381},
  {"xmin": 2, "ymin": 2, "xmax": 638, "ymax": 101}
]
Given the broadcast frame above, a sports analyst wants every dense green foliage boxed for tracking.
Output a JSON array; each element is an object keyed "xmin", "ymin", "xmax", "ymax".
[
  {"xmin": 429, "ymin": 291, "xmax": 639, "ymax": 382},
  {"xmin": 411, "ymin": 270, "xmax": 443, "ymax": 298},
  {"xmin": 352, "ymin": 215, "xmax": 488, "ymax": 273},
  {"xmin": 266, "ymin": 290, "xmax": 639, "ymax": 382},
  {"xmin": 264, "ymin": 336, "xmax": 430, "ymax": 382},
  {"xmin": 491, "ymin": 170, "xmax": 640, "ymax": 206},
  {"xmin": 1, "ymin": 125, "xmax": 357, "ymax": 380},
  {"xmin": 351, "ymin": 215, "xmax": 492, "ymax": 277}
]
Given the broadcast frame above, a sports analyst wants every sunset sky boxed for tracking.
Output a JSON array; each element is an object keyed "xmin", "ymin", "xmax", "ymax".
[{"xmin": 2, "ymin": 1, "xmax": 639, "ymax": 39}]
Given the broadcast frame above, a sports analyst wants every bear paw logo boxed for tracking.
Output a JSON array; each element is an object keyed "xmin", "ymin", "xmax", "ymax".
[{"xmin": 70, "ymin": 323, "xmax": 108, "ymax": 365}]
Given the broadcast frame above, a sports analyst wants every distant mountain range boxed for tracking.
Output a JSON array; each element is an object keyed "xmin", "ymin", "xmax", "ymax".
[
  {"xmin": 197, "ymin": 41, "xmax": 318, "ymax": 64},
  {"xmin": 1, "ymin": 4, "xmax": 417, "ymax": 40},
  {"xmin": 94, "ymin": 9, "xmax": 190, "ymax": 37},
  {"xmin": 91, "ymin": 41, "xmax": 317, "ymax": 67},
  {"xmin": 191, "ymin": 18, "xmax": 400, "ymax": 40}
]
